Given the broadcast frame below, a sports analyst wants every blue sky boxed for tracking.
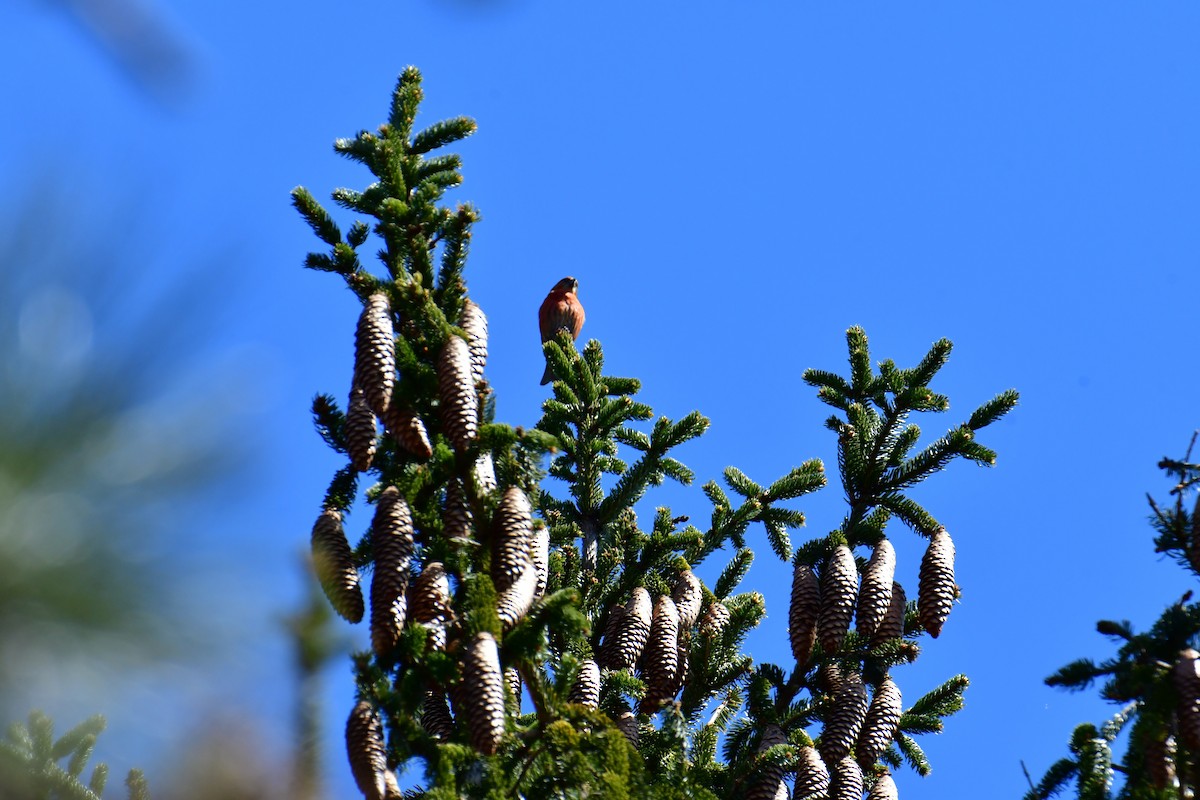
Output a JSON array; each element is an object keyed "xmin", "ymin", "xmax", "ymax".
[{"xmin": 4, "ymin": 2, "xmax": 1200, "ymax": 797}]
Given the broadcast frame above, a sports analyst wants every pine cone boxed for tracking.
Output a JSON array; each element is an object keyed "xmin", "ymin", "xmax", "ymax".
[
  {"xmin": 609, "ymin": 588, "xmax": 653, "ymax": 672},
  {"xmin": 856, "ymin": 539, "xmax": 896, "ymax": 639},
  {"xmin": 856, "ymin": 678, "xmax": 902, "ymax": 767},
  {"xmin": 818, "ymin": 544, "xmax": 859, "ymax": 654},
  {"xmin": 820, "ymin": 671, "xmax": 868, "ymax": 763},
  {"xmin": 437, "ymin": 335, "xmax": 477, "ymax": 452},
  {"xmin": 872, "ymin": 582, "xmax": 907, "ymax": 645},
  {"xmin": 918, "ymin": 529, "xmax": 956, "ymax": 638},
  {"xmin": 459, "ymin": 631, "xmax": 505, "ymax": 755},
  {"xmin": 354, "ymin": 292, "xmax": 395, "ymax": 419},
  {"xmin": 311, "ymin": 509, "xmax": 363, "ymax": 623},
  {"xmin": 346, "ymin": 384, "xmax": 378, "ymax": 472},
  {"xmin": 816, "ymin": 662, "xmax": 844, "ymax": 695},
  {"xmin": 699, "ymin": 600, "xmax": 731, "ymax": 641},
  {"xmin": 474, "ymin": 453, "xmax": 497, "ymax": 494},
  {"xmin": 569, "ymin": 659, "xmax": 601, "ymax": 708},
  {"xmin": 492, "ymin": 486, "xmax": 533, "ymax": 594},
  {"xmin": 1188, "ymin": 494, "xmax": 1200, "ymax": 573},
  {"xmin": 795, "ymin": 745, "xmax": 830, "ymax": 800},
  {"xmin": 598, "ymin": 603, "xmax": 628, "ymax": 669},
  {"xmin": 640, "ymin": 595, "xmax": 681, "ymax": 712},
  {"xmin": 866, "ymin": 770, "xmax": 898, "ymax": 800},
  {"xmin": 672, "ymin": 569, "xmax": 703, "ymax": 629},
  {"xmin": 497, "ymin": 564, "xmax": 538, "ymax": 630},
  {"xmin": 382, "ymin": 402, "xmax": 432, "ymax": 460},
  {"xmin": 369, "ymin": 487, "xmax": 414, "ymax": 658},
  {"xmin": 421, "ymin": 692, "xmax": 454, "ymax": 740},
  {"xmin": 346, "ymin": 700, "xmax": 394, "ymax": 800},
  {"xmin": 410, "ymin": 562, "xmax": 452, "ymax": 652},
  {"xmin": 614, "ymin": 702, "xmax": 638, "ymax": 746},
  {"xmin": 532, "ymin": 527, "xmax": 550, "ymax": 599},
  {"xmin": 504, "ymin": 666, "xmax": 522, "ymax": 710},
  {"xmin": 668, "ymin": 637, "xmax": 690, "ymax": 698},
  {"xmin": 747, "ymin": 725, "xmax": 789, "ymax": 800},
  {"xmin": 1144, "ymin": 735, "xmax": 1175, "ymax": 790},
  {"xmin": 789, "ymin": 561, "xmax": 821, "ymax": 668},
  {"xmin": 831, "ymin": 756, "xmax": 863, "ymax": 800},
  {"xmin": 1173, "ymin": 649, "xmax": 1200, "ymax": 749},
  {"xmin": 443, "ymin": 479, "xmax": 472, "ymax": 542},
  {"xmin": 460, "ymin": 300, "xmax": 488, "ymax": 385}
]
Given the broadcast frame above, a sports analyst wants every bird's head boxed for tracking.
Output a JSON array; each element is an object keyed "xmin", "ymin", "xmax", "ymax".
[{"xmin": 552, "ymin": 276, "xmax": 578, "ymax": 294}]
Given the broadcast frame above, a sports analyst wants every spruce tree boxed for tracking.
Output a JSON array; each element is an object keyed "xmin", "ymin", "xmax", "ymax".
[
  {"xmin": 1025, "ymin": 437, "xmax": 1200, "ymax": 800},
  {"xmin": 293, "ymin": 67, "xmax": 1018, "ymax": 799}
]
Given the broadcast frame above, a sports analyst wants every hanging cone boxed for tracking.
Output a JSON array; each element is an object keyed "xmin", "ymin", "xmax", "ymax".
[
  {"xmin": 382, "ymin": 402, "xmax": 432, "ymax": 460},
  {"xmin": 410, "ymin": 562, "xmax": 452, "ymax": 652},
  {"xmin": 569, "ymin": 659, "xmax": 602, "ymax": 708},
  {"xmin": 672, "ymin": 569, "xmax": 703, "ymax": 629},
  {"xmin": 532, "ymin": 527, "xmax": 550, "ymax": 599},
  {"xmin": 1188, "ymin": 494, "xmax": 1200, "ymax": 573},
  {"xmin": 1144, "ymin": 734, "xmax": 1175, "ymax": 790},
  {"xmin": 668, "ymin": 637, "xmax": 690, "ymax": 698},
  {"xmin": 443, "ymin": 478, "xmax": 472, "ymax": 542},
  {"xmin": 345, "ymin": 700, "xmax": 395, "ymax": 800},
  {"xmin": 699, "ymin": 600, "xmax": 731, "ymax": 641},
  {"xmin": 614, "ymin": 701, "xmax": 638, "ymax": 746},
  {"xmin": 816, "ymin": 662, "xmax": 844, "ymax": 695},
  {"xmin": 872, "ymin": 582, "xmax": 907, "ymax": 646},
  {"xmin": 497, "ymin": 564, "xmax": 538, "ymax": 630},
  {"xmin": 747, "ymin": 725, "xmax": 789, "ymax": 800},
  {"xmin": 794, "ymin": 745, "xmax": 830, "ymax": 800},
  {"xmin": 856, "ymin": 539, "xmax": 896, "ymax": 639},
  {"xmin": 354, "ymin": 292, "xmax": 395, "ymax": 419},
  {"xmin": 474, "ymin": 453, "xmax": 497, "ymax": 494},
  {"xmin": 311, "ymin": 509, "xmax": 363, "ymax": 623},
  {"xmin": 640, "ymin": 595, "xmax": 681, "ymax": 713},
  {"xmin": 492, "ymin": 486, "xmax": 533, "ymax": 594},
  {"xmin": 866, "ymin": 770, "xmax": 898, "ymax": 800},
  {"xmin": 459, "ymin": 631, "xmax": 505, "ymax": 755},
  {"xmin": 789, "ymin": 561, "xmax": 821, "ymax": 668},
  {"xmin": 346, "ymin": 384, "xmax": 378, "ymax": 472},
  {"xmin": 598, "ymin": 603, "xmax": 628, "ymax": 669},
  {"xmin": 609, "ymin": 588, "xmax": 653, "ymax": 672},
  {"xmin": 819, "ymin": 671, "xmax": 868, "ymax": 763},
  {"xmin": 818, "ymin": 544, "xmax": 859, "ymax": 654},
  {"xmin": 918, "ymin": 529, "xmax": 956, "ymax": 638},
  {"xmin": 830, "ymin": 756, "xmax": 863, "ymax": 800},
  {"xmin": 1172, "ymin": 649, "xmax": 1200, "ymax": 749},
  {"xmin": 369, "ymin": 487, "xmax": 414, "ymax": 659},
  {"xmin": 856, "ymin": 678, "xmax": 902, "ymax": 767},
  {"xmin": 421, "ymin": 691, "xmax": 454, "ymax": 740},
  {"xmin": 504, "ymin": 666, "xmax": 522, "ymax": 710},
  {"xmin": 460, "ymin": 300, "xmax": 488, "ymax": 385},
  {"xmin": 437, "ymin": 335, "xmax": 477, "ymax": 452}
]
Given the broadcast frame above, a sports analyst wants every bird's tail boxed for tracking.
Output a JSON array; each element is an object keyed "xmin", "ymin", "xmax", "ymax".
[{"xmin": 540, "ymin": 361, "xmax": 554, "ymax": 386}]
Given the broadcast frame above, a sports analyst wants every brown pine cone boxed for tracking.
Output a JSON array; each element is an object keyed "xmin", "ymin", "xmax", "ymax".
[
  {"xmin": 831, "ymin": 756, "xmax": 863, "ymax": 800},
  {"xmin": 668, "ymin": 637, "xmax": 690, "ymax": 698},
  {"xmin": 866, "ymin": 770, "xmax": 898, "ymax": 800},
  {"xmin": 311, "ymin": 509, "xmax": 363, "ymax": 623},
  {"xmin": 410, "ymin": 562, "xmax": 452, "ymax": 652},
  {"xmin": 532, "ymin": 527, "xmax": 550, "ymax": 599},
  {"xmin": 421, "ymin": 691, "xmax": 454, "ymax": 740},
  {"xmin": 856, "ymin": 539, "xmax": 896, "ymax": 639},
  {"xmin": 613, "ymin": 701, "xmax": 638, "ymax": 746},
  {"xmin": 443, "ymin": 479, "xmax": 472, "ymax": 542},
  {"xmin": 598, "ymin": 603, "xmax": 628, "ymax": 669},
  {"xmin": 369, "ymin": 487, "xmax": 414, "ymax": 658},
  {"xmin": 569, "ymin": 659, "xmax": 602, "ymax": 708},
  {"xmin": 872, "ymin": 582, "xmax": 907, "ymax": 646},
  {"xmin": 474, "ymin": 453, "xmax": 497, "ymax": 494},
  {"xmin": 816, "ymin": 661, "xmax": 844, "ymax": 695},
  {"xmin": 699, "ymin": 600, "xmax": 731, "ymax": 641},
  {"xmin": 747, "ymin": 724, "xmax": 789, "ymax": 800},
  {"xmin": 497, "ymin": 564, "xmax": 537, "ymax": 630},
  {"xmin": 1144, "ymin": 734, "xmax": 1175, "ymax": 790},
  {"xmin": 795, "ymin": 745, "xmax": 830, "ymax": 800},
  {"xmin": 789, "ymin": 561, "xmax": 821, "ymax": 668},
  {"xmin": 382, "ymin": 402, "xmax": 432, "ymax": 460},
  {"xmin": 437, "ymin": 335, "xmax": 477, "ymax": 452},
  {"xmin": 460, "ymin": 300, "xmax": 488, "ymax": 385},
  {"xmin": 346, "ymin": 700, "xmax": 394, "ymax": 800},
  {"xmin": 492, "ymin": 486, "xmax": 533, "ymax": 594},
  {"xmin": 856, "ymin": 678, "xmax": 902, "ymax": 767},
  {"xmin": 459, "ymin": 632, "xmax": 505, "ymax": 755},
  {"xmin": 354, "ymin": 293, "xmax": 395, "ymax": 419},
  {"xmin": 918, "ymin": 529, "xmax": 956, "ymax": 638},
  {"xmin": 504, "ymin": 666, "xmax": 522, "ymax": 710},
  {"xmin": 818, "ymin": 544, "xmax": 859, "ymax": 654},
  {"xmin": 346, "ymin": 384, "xmax": 378, "ymax": 472},
  {"xmin": 609, "ymin": 588, "xmax": 653, "ymax": 672},
  {"xmin": 820, "ymin": 670, "xmax": 868, "ymax": 763},
  {"xmin": 672, "ymin": 568, "xmax": 703, "ymax": 629},
  {"xmin": 1173, "ymin": 649, "xmax": 1200, "ymax": 749},
  {"xmin": 640, "ymin": 595, "xmax": 681, "ymax": 712}
]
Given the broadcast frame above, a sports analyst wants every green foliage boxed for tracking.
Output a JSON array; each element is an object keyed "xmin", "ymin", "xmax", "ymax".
[{"xmin": 0, "ymin": 712, "xmax": 145, "ymax": 799}]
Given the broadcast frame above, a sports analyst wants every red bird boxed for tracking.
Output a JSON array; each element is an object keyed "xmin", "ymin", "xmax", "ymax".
[{"xmin": 538, "ymin": 276, "xmax": 585, "ymax": 385}]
